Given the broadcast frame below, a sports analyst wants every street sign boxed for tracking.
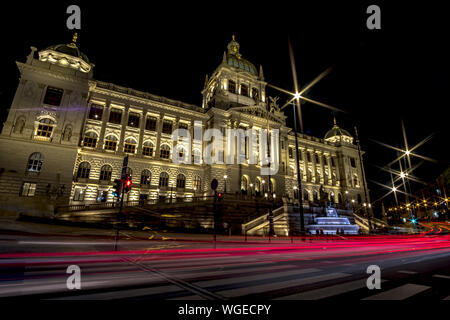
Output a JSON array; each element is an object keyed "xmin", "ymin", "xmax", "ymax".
[{"xmin": 211, "ymin": 178, "xmax": 218, "ymax": 191}]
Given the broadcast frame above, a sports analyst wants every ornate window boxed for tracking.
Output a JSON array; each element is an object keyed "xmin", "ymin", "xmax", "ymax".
[
  {"xmin": 104, "ymin": 135, "xmax": 118, "ymax": 151},
  {"xmin": 140, "ymin": 169, "xmax": 151, "ymax": 185},
  {"xmin": 88, "ymin": 104, "xmax": 103, "ymax": 120},
  {"xmin": 108, "ymin": 108, "xmax": 122, "ymax": 124},
  {"xmin": 142, "ymin": 141, "xmax": 154, "ymax": 157},
  {"xmin": 77, "ymin": 162, "xmax": 91, "ymax": 179},
  {"xmin": 228, "ymin": 80, "xmax": 236, "ymax": 94},
  {"xmin": 83, "ymin": 131, "xmax": 98, "ymax": 148},
  {"xmin": 145, "ymin": 116, "xmax": 157, "ymax": 131},
  {"xmin": 21, "ymin": 182, "xmax": 36, "ymax": 197},
  {"xmin": 192, "ymin": 149, "xmax": 201, "ymax": 164},
  {"xmin": 159, "ymin": 172, "xmax": 169, "ymax": 187},
  {"xmin": 27, "ymin": 152, "xmax": 43, "ymax": 172},
  {"xmin": 289, "ymin": 147, "xmax": 294, "ymax": 159},
  {"xmin": 99, "ymin": 165, "xmax": 112, "ymax": 181},
  {"xmin": 35, "ymin": 118, "xmax": 55, "ymax": 139},
  {"xmin": 124, "ymin": 138, "xmax": 137, "ymax": 154},
  {"xmin": 350, "ymin": 157, "xmax": 356, "ymax": 168},
  {"xmin": 160, "ymin": 144, "xmax": 171, "ymax": 159},
  {"xmin": 176, "ymin": 174, "xmax": 186, "ymax": 189},
  {"xmin": 240, "ymin": 84, "xmax": 248, "ymax": 96},
  {"xmin": 162, "ymin": 120, "xmax": 173, "ymax": 134},
  {"xmin": 193, "ymin": 176, "xmax": 201, "ymax": 191},
  {"xmin": 43, "ymin": 86, "xmax": 64, "ymax": 106},
  {"xmin": 128, "ymin": 112, "xmax": 140, "ymax": 128}
]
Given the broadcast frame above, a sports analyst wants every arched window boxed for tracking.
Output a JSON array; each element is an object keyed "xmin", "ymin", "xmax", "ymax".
[
  {"xmin": 104, "ymin": 135, "xmax": 118, "ymax": 151},
  {"xmin": 142, "ymin": 141, "xmax": 154, "ymax": 157},
  {"xmin": 313, "ymin": 190, "xmax": 318, "ymax": 202},
  {"xmin": 228, "ymin": 80, "xmax": 236, "ymax": 94},
  {"xmin": 124, "ymin": 138, "xmax": 137, "ymax": 154},
  {"xmin": 269, "ymin": 178, "xmax": 276, "ymax": 193},
  {"xmin": 140, "ymin": 169, "xmax": 151, "ymax": 185},
  {"xmin": 192, "ymin": 149, "xmax": 202, "ymax": 164},
  {"xmin": 240, "ymin": 84, "xmax": 248, "ymax": 96},
  {"xmin": 176, "ymin": 174, "xmax": 186, "ymax": 189},
  {"xmin": 241, "ymin": 176, "xmax": 248, "ymax": 191},
  {"xmin": 160, "ymin": 144, "xmax": 171, "ymax": 159},
  {"xmin": 255, "ymin": 178, "xmax": 261, "ymax": 192},
  {"xmin": 35, "ymin": 118, "xmax": 55, "ymax": 138},
  {"xmin": 27, "ymin": 152, "xmax": 43, "ymax": 172},
  {"xmin": 83, "ymin": 131, "xmax": 98, "ymax": 148},
  {"xmin": 159, "ymin": 172, "xmax": 169, "ymax": 187},
  {"xmin": 193, "ymin": 176, "xmax": 201, "ymax": 191},
  {"xmin": 77, "ymin": 162, "xmax": 91, "ymax": 179},
  {"xmin": 99, "ymin": 165, "xmax": 112, "ymax": 181},
  {"xmin": 353, "ymin": 174, "xmax": 359, "ymax": 187},
  {"xmin": 303, "ymin": 189, "xmax": 309, "ymax": 201}
]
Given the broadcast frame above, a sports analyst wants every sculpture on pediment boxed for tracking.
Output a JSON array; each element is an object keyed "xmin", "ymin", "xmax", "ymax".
[{"xmin": 269, "ymin": 96, "xmax": 280, "ymax": 113}]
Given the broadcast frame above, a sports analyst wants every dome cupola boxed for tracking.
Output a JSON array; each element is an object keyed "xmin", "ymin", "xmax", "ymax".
[
  {"xmin": 38, "ymin": 33, "xmax": 92, "ymax": 73},
  {"xmin": 225, "ymin": 35, "xmax": 257, "ymax": 76},
  {"xmin": 324, "ymin": 117, "xmax": 353, "ymax": 144}
]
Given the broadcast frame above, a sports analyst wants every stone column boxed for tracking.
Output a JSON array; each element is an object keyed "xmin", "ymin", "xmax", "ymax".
[
  {"xmin": 117, "ymin": 105, "xmax": 129, "ymax": 154},
  {"xmin": 155, "ymin": 112, "xmax": 164, "ymax": 160},
  {"xmin": 326, "ymin": 155, "xmax": 333, "ymax": 185},
  {"xmin": 137, "ymin": 110, "xmax": 146, "ymax": 155},
  {"xmin": 311, "ymin": 150, "xmax": 317, "ymax": 184},
  {"xmin": 96, "ymin": 100, "xmax": 110, "ymax": 151},
  {"xmin": 319, "ymin": 152, "xmax": 325, "ymax": 185}
]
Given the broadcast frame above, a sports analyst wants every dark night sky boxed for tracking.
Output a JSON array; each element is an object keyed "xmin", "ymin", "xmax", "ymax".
[{"xmin": 0, "ymin": 1, "xmax": 448, "ymax": 209}]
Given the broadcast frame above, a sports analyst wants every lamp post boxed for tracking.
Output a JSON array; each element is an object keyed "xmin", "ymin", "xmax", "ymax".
[
  {"xmin": 224, "ymin": 174, "xmax": 228, "ymax": 193},
  {"xmin": 249, "ymin": 183, "xmax": 254, "ymax": 197}
]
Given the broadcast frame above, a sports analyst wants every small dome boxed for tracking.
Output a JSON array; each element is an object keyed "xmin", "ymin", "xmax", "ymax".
[
  {"xmin": 46, "ymin": 43, "xmax": 89, "ymax": 64},
  {"xmin": 324, "ymin": 118, "xmax": 353, "ymax": 143},
  {"xmin": 225, "ymin": 35, "xmax": 257, "ymax": 75}
]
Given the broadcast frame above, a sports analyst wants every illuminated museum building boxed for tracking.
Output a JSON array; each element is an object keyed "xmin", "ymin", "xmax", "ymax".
[{"xmin": 0, "ymin": 36, "xmax": 369, "ymax": 207}]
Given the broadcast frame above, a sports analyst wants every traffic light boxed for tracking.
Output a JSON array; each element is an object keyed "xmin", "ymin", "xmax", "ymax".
[
  {"xmin": 123, "ymin": 177, "xmax": 132, "ymax": 193},
  {"xmin": 112, "ymin": 179, "xmax": 122, "ymax": 197},
  {"xmin": 217, "ymin": 192, "xmax": 224, "ymax": 201}
]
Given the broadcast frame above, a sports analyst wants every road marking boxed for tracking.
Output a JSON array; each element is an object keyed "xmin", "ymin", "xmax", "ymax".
[
  {"xmin": 194, "ymin": 268, "xmax": 321, "ymax": 288},
  {"xmin": 52, "ymin": 284, "xmax": 182, "ymax": 300},
  {"xmin": 175, "ymin": 265, "xmax": 296, "ymax": 279},
  {"xmin": 217, "ymin": 272, "xmax": 351, "ymax": 298},
  {"xmin": 169, "ymin": 295, "xmax": 206, "ymax": 300},
  {"xmin": 276, "ymin": 279, "xmax": 387, "ymax": 300},
  {"xmin": 397, "ymin": 270, "xmax": 418, "ymax": 275},
  {"xmin": 432, "ymin": 274, "xmax": 450, "ymax": 280},
  {"xmin": 362, "ymin": 284, "xmax": 430, "ymax": 300}
]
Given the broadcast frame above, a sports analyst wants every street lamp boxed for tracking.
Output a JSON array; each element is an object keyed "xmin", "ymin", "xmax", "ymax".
[
  {"xmin": 262, "ymin": 179, "xmax": 266, "ymax": 194},
  {"xmin": 224, "ymin": 174, "xmax": 228, "ymax": 193},
  {"xmin": 249, "ymin": 183, "xmax": 254, "ymax": 197}
]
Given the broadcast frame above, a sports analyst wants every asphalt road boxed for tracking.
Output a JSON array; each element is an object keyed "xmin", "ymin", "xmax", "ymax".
[{"xmin": 1, "ymin": 222, "xmax": 450, "ymax": 300}]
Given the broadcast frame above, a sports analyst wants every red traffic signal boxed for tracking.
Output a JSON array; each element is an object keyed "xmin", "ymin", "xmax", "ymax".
[
  {"xmin": 123, "ymin": 177, "xmax": 132, "ymax": 193},
  {"xmin": 217, "ymin": 192, "xmax": 223, "ymax": 201}
]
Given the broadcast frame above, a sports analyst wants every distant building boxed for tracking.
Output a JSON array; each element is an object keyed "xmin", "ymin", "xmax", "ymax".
[{"xmin": 0, "ymin": 35, "xmax": 369, "ymax": 211}]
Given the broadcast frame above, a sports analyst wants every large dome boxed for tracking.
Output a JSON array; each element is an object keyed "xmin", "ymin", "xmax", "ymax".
[
  {"xmin": 225, "ymin": 36, "xmax": 257, "ymax": 75},
  {"xmin": 45, "ymin": 43, "xmax": 89, "ymax": 64},
  {"xmin": 324, "ymin": 118, "xmax": 353, "ymax": 143}
]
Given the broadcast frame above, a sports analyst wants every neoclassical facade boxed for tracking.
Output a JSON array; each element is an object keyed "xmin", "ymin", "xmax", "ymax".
[{"xmin": 0, "ymin": 35, "xmax": 369, "ymax": 208}]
